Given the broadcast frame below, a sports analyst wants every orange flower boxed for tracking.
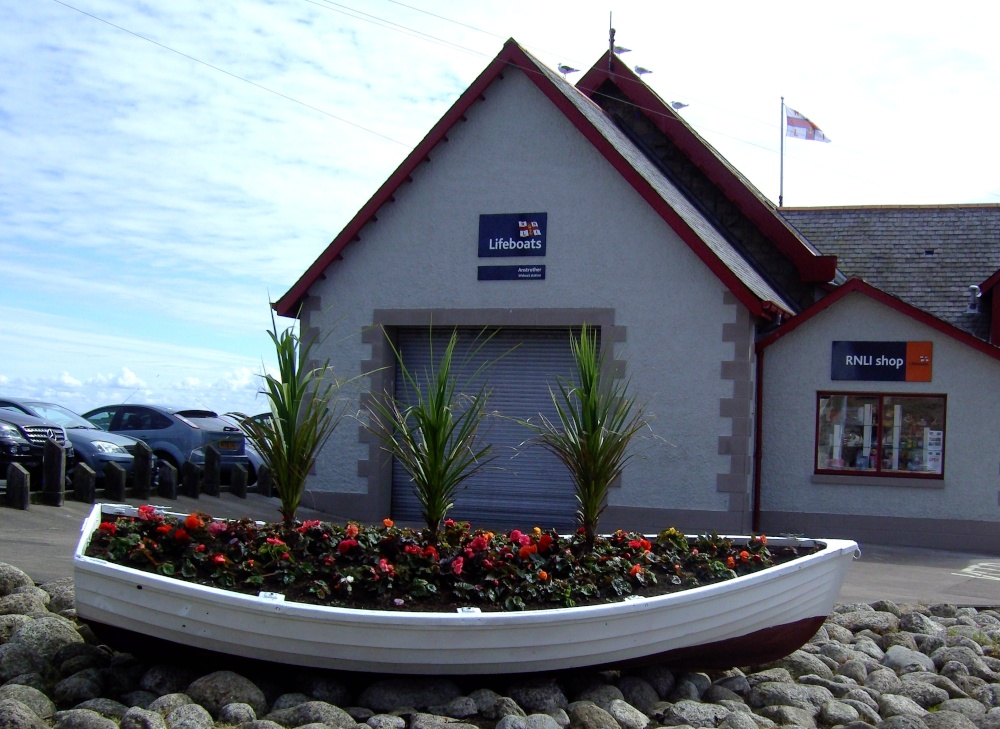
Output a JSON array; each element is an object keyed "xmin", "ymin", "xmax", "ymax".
[
  {"xmin": 383, "ymin": 518, "xmax": 394, "ymax": 528},
  {"xmin": 345, "ymin": 523, "xmax": 359, "ymax": 539},
  {"xmin": 629, "ymin": 564, "xmax": 642, "ymax": 577},
  {"xmin": 184, "ymin": 513, "xmax": 205, "ymax": 531},
  {"xmin": 518, "ymin": 544, "xmax": 538, "ymax": 559},
  {"xmin": 537, "ymin": 570, "xmax": 549, "ymax": 581},
  {"xmin": 739, "ymin": 550, "xmax": 750, "ymax": 562},
  {"xmin": 726, "ymin": 556, "xmax": 736, "ymax": 569}
]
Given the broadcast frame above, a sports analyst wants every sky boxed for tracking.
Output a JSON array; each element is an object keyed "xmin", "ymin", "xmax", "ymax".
[{"xmin": 3, "ymin": 1, "xmax": 1000, "ymax": 417}]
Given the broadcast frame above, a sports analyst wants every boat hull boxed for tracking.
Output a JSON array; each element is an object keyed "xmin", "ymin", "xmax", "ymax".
[{"xmin": 74, "ymin": 504, "xmax": 858, "ymax": 674}]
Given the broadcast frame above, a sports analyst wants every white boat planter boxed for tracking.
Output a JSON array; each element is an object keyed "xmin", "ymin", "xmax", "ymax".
[{"xmin": 74, "ymin": 503, "xmax": 859, "ymax": 675}]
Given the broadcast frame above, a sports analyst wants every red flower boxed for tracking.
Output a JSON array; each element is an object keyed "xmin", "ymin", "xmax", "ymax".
[
  {"xmin": 537, "ymin": 570, "xmax": 549, "ymax": 582},
  {"xmin": 98, "ymin": 521, "xmax": 116, "ymax": 535},
  {"xmin": 444, "ymin": 519, "xmax": 455, "ymax": 528},
  {"xmin": 423, "ymin": 545, "xmax": 439, "ymax": 561},
  {"xmin": 345, "ymin": 523, "xmax": 359, "ymax": 539},
  {"xmin": 212, "ymin": 553, "xmax": 226, "ymax": 565},
  {"xmin": 537, "ymin": 534, "xmax": 553, "ymax": 552},
  {"xmin": 173, "ymin": 529, "xmax": 190, "ymax": 542},
  {"xmin": 245, "ymin": 559, "xmax": 255, "ymax": 568},
  {"xmin": 281, "ymin": 552, "xmax": 291, "ymax": 561},
  {"xmin": 452, "ymin": 557, "xmax": 464, "ymax": 575},
  {"xmin": 156, "ymin": 525, "xmax": 172, "ymax": 534},
  {"xmin": 518, "ymin": 544, "xmax": 538, "ymax": 559},
  {"xmin": 195, "ymin": 543, "xmax": 206, "ymax": 553},
  {"xmin": 266, "ymin": 537, "xmax": 286, "ymax": 546},
  {"xmin": 184, "ymin": 514, "xmax": 204, "ymax": 531},
  {"xmin": 469, "ymin": 535, "xmax": 488, "ymax": 552},
  {"xmin": 338, "ymin": 538, "xmax": 358, "ymax": 555},
  {"xmin": 297, "ymin": 520, "xmax": 321, "ymax": 533}
]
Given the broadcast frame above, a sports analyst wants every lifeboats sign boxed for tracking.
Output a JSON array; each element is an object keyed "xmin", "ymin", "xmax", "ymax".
[
  {"xmin": 478, "ymin": 213, "xmax": 547, "ymax": 257},
  {"xmin": 831, "ymin": 341, "xmax": 933, "ymax": 382}
]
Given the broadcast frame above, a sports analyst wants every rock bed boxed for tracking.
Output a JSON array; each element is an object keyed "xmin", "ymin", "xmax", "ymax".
[{"xmin": 1, "ymin": 562, "xmax": 999, "ymax": 729}]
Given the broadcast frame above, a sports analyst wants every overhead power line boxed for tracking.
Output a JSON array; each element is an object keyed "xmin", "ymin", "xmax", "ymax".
[{"xmin": 49, "ymin": 0, "xmax": 411, "ymax": 148}]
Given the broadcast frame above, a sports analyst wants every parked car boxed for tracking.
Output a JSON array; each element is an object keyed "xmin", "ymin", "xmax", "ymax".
[
  {"xmin": 0, "ymin": 397, "xmax": 149, "ymax": 485},
  {"xmin": 0, "ymin": 407, "xmax": 74, "ymax": 486},
  {"xmin": 82, "ymin": 404, "xmax": 249, "ymax": 478},
  {"xmin": 221, "ymin": 413, "xmax": 266, "ymax": 485}
]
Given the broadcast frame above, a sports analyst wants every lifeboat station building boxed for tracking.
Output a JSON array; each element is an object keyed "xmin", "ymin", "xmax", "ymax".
[{"xmin": 276, "ymin": 40, "xmax": 1000, "ymax": 553}]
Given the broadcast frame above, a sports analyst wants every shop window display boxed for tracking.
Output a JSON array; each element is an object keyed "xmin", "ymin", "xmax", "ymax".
[{"xmin": 816, "ymin": 393, "xmax": 945, "ymax": 477}]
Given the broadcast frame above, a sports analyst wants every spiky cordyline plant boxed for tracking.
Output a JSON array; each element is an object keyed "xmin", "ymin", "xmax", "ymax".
[
  {"xmin": 523, "ymin": 324, "xmax": 649, "ymax": 551},
  {"xmin": 366, "ymin": 327, "xmax": 497, "ymax": 540},
  {"xmin": 234, "ymin": 313, "xmax": 345, "ymax": 529}
]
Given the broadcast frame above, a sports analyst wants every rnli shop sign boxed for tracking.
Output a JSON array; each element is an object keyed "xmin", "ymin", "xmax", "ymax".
[
  {"xmin": 478, "ymin": 213, "xmax": 547, "ymax": 257},
  {"xmin": 831, "ymin": 341, "xmax": 933, "ymax": 382}
]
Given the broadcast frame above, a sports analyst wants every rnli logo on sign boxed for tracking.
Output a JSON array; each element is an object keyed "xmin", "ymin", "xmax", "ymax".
[
  {"xmin": 518, "ymin": 220, "xmax": 541, "ymax": 238},
  {"xmin": 479, "ymin": 213, "xmax": 547, "ymax": 258}
]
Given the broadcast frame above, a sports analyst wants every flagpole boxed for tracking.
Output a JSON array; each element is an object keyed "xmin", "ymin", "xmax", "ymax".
[{"xmin": 779, "ymin": 96, "xmax": 785, "ymax": 208}]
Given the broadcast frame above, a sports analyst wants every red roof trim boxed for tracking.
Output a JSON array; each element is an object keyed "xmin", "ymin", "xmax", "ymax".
[
  {"xmin": 275, "ymin": 40, "xmax": 527, "ymax": 317},
  {"xmin": 578, "ymin": 54, "xmax": 837, "ymax": 284},
  {"xmin": 755, "ymin": 278, "xmax": 1000, "ymax": 363},
  {"xmin": 276, "ymin": 40, "xmax": 790, "ymax": 319},
  {"xmin": 980, "ymin": 268, "xmax": 1000, "ymax": 293}
]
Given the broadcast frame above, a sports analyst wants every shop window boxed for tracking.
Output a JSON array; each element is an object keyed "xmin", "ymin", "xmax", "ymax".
[{"xmin": 816, "ymin": 393, "xmax": 945, "ymax": 477}]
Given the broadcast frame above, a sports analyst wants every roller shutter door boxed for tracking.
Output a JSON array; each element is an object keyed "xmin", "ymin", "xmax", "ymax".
[{"xmin": 390, "ymin": 327, "xmax": 587, "ymax": 530}]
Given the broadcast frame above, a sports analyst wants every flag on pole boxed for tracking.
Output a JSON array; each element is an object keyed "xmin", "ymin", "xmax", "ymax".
[{"xmin": 785, "ymin": 107, "xmax": 831, "ymax": 142}]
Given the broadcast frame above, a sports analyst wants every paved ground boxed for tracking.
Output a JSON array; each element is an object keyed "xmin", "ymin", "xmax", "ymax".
[{"xmin": 1, "ymin": 495, "xmax": 998, "ymax": 607}]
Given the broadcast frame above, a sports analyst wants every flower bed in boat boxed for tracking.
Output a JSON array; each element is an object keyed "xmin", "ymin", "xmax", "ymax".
[{"xmin": 85, "ymin": 504, "xmax": 818, "ymax": 613}]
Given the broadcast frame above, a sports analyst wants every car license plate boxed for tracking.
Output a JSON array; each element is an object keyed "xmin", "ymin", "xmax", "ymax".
[{"xmin": 219, "ymin": 441, "xmax": 238, "ymax": 450}]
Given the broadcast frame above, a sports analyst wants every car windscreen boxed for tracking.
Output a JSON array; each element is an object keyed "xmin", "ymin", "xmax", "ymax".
[{"xmin": 27, "ymin": 402, "xmax": 93, "ymax": 429}]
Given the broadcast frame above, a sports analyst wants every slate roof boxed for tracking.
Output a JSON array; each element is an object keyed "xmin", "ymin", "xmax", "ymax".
[
  {"xmin": 276, "ymin": 39, "xmax": 831, "ymax": 319},
  {"xmin": 781, "ymin": 205, "xmax": 1000, "ymax": 341}
]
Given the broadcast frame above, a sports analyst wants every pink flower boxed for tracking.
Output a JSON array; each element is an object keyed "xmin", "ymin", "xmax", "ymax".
[
  {"xmin": 378, "ymin": 558, "xmax": 394, "ymax": 575},
  {"xmin": 195, "ymin": 543, "xmax": 206, "ymax": 553},
  {"xmin": 444, "ymin": 519, "xmax": 456, "ymax": 528},
  {"xmin": 207, "ymin": 521, "xmax": 228, "ymax": 537},
  {"xmin": 137, "ymin": 505, "xmax": 162, "ymax": 522},
  {"xmin": 266, "ymin": 537, "xmax": 286, "ymax": 546},
  {"xmin": 509, "ymin": 529, "xmax": 522, "ymax": 543},
  {"xmin": 469, "ymin": 535, "xmax": 488, "ymax": 552},
  {"xmin": 452, "ymin": 557, "xmax": 464, "ymax": 575}
]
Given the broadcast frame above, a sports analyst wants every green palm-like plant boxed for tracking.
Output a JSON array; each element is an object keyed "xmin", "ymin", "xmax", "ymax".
[
  {"xmin": 523, "ymin": 325, "xmax": 649, "ymax": 551},
  {"xmin": 235, "ymin": 314, "xmax": 345, "ymax": 529},
  {"xmin": 366, "ymin": 328, "xmax": 496, "ymax": 540}
]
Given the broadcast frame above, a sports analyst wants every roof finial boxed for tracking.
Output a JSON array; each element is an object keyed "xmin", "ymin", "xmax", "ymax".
[{"xmin": 608, "ymin": 13, "xmax": 615, "ymax": 72}]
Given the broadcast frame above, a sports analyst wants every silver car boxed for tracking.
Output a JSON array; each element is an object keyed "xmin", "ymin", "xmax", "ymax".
[{"xmin": 83, "ymin": 404, "xmax": 248, "ymax": 476}]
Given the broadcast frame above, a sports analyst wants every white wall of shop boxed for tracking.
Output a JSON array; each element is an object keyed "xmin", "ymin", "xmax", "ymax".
[
  {"xmin": 760, "ymin": 292, "xmax": 1000, "ymax": 524},
  {"xmin": 298, "ymin": 66, "xmax": 749, "ymax": 519}
]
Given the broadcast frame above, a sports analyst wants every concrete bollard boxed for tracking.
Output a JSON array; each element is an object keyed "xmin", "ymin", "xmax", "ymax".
[
  {"xmin": 5, "ymin": 463, "xmax": 30, "ymax": 510},
  {"xmin": 158, "ymin": 461, "xmax": 178, "ymax": 499},
  {"xmin": 73, "ymin": 462, "xmax": 96, "ymax": 504},
  {"xmin": 42, "ymin": 439, "xmax": 66, "ymax": 507},
  {"xmin": 132, "ymin": 441, "xmax": 154, "ymax": 499},
  {"xmin": 182, "ymin": 461, "xmax": 200, "ymax": 498},
  {"xmin": 203, "ymin": 447, "xmax": 221, "ymax": 497},
  {"xmin": 104, "ymin": 462, "xmax": 127, "ymax": 501}
]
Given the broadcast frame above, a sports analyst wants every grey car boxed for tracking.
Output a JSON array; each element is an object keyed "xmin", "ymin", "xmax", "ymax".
[
  {"xmin": 82, "ymin": 404, "xmax": 248, "ymax": 476},
  {"xmin": 0, "ymin": 398, "xmax": 145, "ymax": 483}
]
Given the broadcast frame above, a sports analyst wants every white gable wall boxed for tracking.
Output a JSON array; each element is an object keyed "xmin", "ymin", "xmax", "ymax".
[
  {"xmin": 299, "ymin": 67, "xmax": 756, "ymax": 530},
  {"xmin": 760, "ymin": 292, "xmax": 1000, "ymax": 550}
]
